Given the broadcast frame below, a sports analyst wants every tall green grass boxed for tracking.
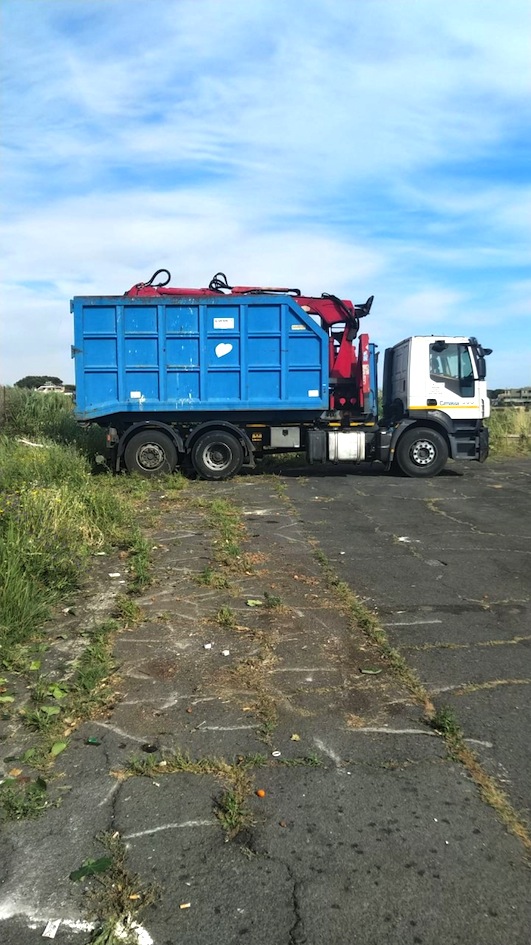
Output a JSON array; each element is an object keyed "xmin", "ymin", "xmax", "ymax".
[
  {"xmin": 0, "ymin": 386, "xmax": 105, "ymax": 457},
  {"xmin": 487, "ymin": 408, "xmax": 531, "ymax": 456},
  {"xmin": 0, "ymin": 438, "xmax": 136, "ymax": 661},
  {"xmin": 0, "ymin": 389, "xmax": 153, "ymax": 667}
]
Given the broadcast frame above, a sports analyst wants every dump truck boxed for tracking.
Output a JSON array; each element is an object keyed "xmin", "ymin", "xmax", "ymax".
[{"xmin": 71, "ymin": 270, "xmax": 491, "ymax": 479}]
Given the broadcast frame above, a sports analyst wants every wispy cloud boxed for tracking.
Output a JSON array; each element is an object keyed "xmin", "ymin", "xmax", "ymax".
[{"xmin": 1, "ymin": 0, "xmax": 530, "ymax": 386}]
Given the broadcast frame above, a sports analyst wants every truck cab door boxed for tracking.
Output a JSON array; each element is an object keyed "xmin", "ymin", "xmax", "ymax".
[{"xmin": 427, "ymin": 342, "xmax": 480, "ymax": 418}]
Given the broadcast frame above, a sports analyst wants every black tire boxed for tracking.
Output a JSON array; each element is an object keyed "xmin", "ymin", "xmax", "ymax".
[
  {"xmin": 191, "ymin": 430, "xmax": 244, "ymax": 480},
  {"xmin": 123, "ymin": 430, "xmax": 178, "ymax": 477},
  {"xmin": 395, "ymin": 427, "xmax": 448, "ymax": 478}
]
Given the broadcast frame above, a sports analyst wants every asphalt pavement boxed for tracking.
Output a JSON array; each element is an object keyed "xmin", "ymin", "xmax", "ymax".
[
  {"xmin": 283, "ymin": 457, "xmax": 531, "ymax": 821},
  {"xmin": 1, "ymin": 458, "xmax": 530, "ymax": 945}
]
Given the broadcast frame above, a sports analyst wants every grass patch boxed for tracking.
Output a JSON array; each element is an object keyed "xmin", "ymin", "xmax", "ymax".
[
  {"xmin": 0, "ymin": 386, "xmax": 106, "ymax": 459},
  {"xmin": 127, "ymin": 531, "xmax": 152, "ymax": 592},
  {"xmin": 201, "ymin": 497, "xmax": 254, "ymax": 572},
  {"xmin": 70, "ymin": 619, "xmax": 118, "ymax": 716},
  {"xmin": 195, "ymin": 565, "xmax": 231, "ymax": 589},
  {"xmin": 0, "ymin": 437, "xmax": 143, "ymax": 665},
  {"xmin": 487, "ymin": 408, "xmax": 531, "ymax": 456},
  {"xmin": 264, "ymin": 591, "xmax": 282, "ymax": 609},
  {"xmin": 427, "ymin": 705, "xmax": 462, "ymax": 739},
  {"xmin": 114, "ymin": 595, "xmax": 143, "ymax": 626},
  {"xmin": 215, "ymin": 776, "xmax": 255, "ymax": 838},
  {"xmin": 277, "ymin": 753, "xmax": 324, "ymax": 767},
  {"xmin": 0, "ymin": 775, "xmax": 51, "ymax": 820},
  {"xmin": 216, "ymin": 606, "xmax": 237, "ymax": 630},
  {"xmin": 70, "ymin": 831, "xmax": 159, "ymax": 945}
]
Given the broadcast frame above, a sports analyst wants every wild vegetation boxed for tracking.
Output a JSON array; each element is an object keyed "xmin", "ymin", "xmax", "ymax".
[
  {"xmin": 0, "ymin": 387, "xmax": 528, "ymax": 669},
  {"xmin": 0, "ymin": 388, "xmax": 164, "ymax": 685},
  {"xmin": 486, "ymin": 407, "xmax": 531, "ymax": 456}
]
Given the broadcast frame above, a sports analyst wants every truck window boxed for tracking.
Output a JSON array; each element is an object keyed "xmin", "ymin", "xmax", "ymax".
[{"xmin": 429, "ymin": 343, "xmax": 474, "ymax": 398}]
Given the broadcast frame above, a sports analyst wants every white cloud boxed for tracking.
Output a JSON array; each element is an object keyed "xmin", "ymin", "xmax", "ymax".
[{"xmin": 1, "ymin": 0, "xmax": 530, "ymax": 389}]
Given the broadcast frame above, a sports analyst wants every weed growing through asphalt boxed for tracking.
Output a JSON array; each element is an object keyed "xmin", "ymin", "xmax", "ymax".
[
  {"xmin": 264, "ymin": 591, "xmax": 282, "ymax": 608},
  {"xmin": 195, "ymin": 565, "xmax": 231, "ymax": 588},
  {"xmin": 215, "ymin": 778, "xmax": 255, "ymax": 839},
  {"xmin": 428, "ymin": 705, "xmax": 462, "ymax": 739},
  {"xmin": 277, "ymin": 753, "xmax": 324, "ymax": 767},
  {"xmin": 127, "ymin": 532, "xmax": 151, "ymax": 592},
  {"xmin": 122, "ymin": 749, "xmax": 271, "ymax": 840},
  {"xmin": 216, "ymin": 606, "xmax": 236, "ymax": 630},
  {"xmin": 0, "ymin": 775, "xmax": 51, "ymax": 820},
  {"xmin": 114, "ymin": 595, "xmax": 143, "ymax": 626},
  {"xmin": 70, "ymin": 831, "xmax": 159, "ymax": 945}
]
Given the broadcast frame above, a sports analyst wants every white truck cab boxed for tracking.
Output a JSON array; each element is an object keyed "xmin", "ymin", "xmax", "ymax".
[{"xmin": 382, "ymin": 335, "xmax": 491, "ymax": 476}]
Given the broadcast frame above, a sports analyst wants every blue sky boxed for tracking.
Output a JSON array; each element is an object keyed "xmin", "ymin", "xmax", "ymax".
[{"xmin": 1, "ymin": 0, "xmax": 530, "ymax": 388}]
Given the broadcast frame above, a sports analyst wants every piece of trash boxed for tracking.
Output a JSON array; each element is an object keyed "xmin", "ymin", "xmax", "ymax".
[
  {"xmin": 180, "ymin": 902, "xmax": 191, "ymax": 910},
  {"xmin": 279, "ymin": 820, "xmax": 288, "ymax": 828},
  {"xmin": 129, "ymin": 893, "xmax": 141, "ymax": 900},
  {"xmin": 141, "ymin": 743, "xmax": 158, "ymax": 754},
  {"xmin": 86, "ymin": 736, "xmax": 101, "ymax": 746},
  {"xmin": 221, "ymin": 649, "xmax": 230, "ymax": 657},
  {"xmin": 339, "ymin": 551, "xmax": 345, "ymax": 555},
  {"xmin": 271, "ymin": 750, "xmax": 281, "ymax": 758},
  {"xmin": 108, "ymin": 572, "xmax": 121, "ymax": 578},
  {"xmin": 94, "ymin": 551, "xmax": 107, "ymax": 556},
  {"xmin": 203, "ymin": 643, "xmax": 212, "ymax": 650},
  {"xmin": 359, "ymin": 667, "xmax": 382, "ymax": 675},
  {"xmin": 42, "ymin": 918, "xmax": 61, "ymax": 938},
  {"xmin": 256, "ymin": 789, "xmax": 266, "ymax": 798},
  {"xmin": 290, "ymin": 734, "xmax": 300, "ymax": 741},
  {"xmin": 397, "ymin": 536, "xmax": 411, "ymax": 543},
  {"xmin": 246, "ymin": 599, "xmax": 264, "ymax": 607}
]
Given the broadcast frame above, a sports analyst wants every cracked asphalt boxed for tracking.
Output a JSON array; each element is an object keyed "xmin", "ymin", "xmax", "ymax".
[
  {"xmin": 283, "ymin": 457, "xmax": 531, "ymax": 821},
  {"xmin": 1, "ymin": 458, "xmax": 530, "ymax": 945}
]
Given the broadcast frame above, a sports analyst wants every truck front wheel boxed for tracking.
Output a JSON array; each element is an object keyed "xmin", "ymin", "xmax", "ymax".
[
  {"xmin": 123, "ymin": 430, "xmax": 178, "ymax": 477},
  {"xmin": 395, "ymin": 427, "xmax": 448, "ymax": 478},
  {"xmin": 191, "ymin": 431, "xmax": 244, "ymax": 480}
]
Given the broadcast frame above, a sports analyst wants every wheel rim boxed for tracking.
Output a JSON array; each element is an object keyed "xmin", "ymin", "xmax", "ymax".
[
  {"xmin": 137, "ymin": 443, "xmax": 166, "ymax": 470},
  {"xmin": 410, "ymin": 439, "xmax": 436, "ymax": 466},
  {"xmin": 203, "ymin": 443, "xmax": 232, "ymax": 472}
]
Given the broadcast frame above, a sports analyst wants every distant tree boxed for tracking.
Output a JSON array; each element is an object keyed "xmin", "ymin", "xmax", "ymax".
[{"xmin": 14, "ymin": 375, "xmax": 63, "ymax": 389}]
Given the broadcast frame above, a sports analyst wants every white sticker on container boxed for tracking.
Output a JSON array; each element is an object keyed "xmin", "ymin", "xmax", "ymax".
[
  {"xmin": 213, "ymin": 317, "xmax": 235, "ymax": 329},
  {"xmin": 215, "ymin": 343, "xmax": 233, "ymax": 358},
  {"xmin": 308, "ymin": 389, "xmax": 319, "ymax": 397},
  {"xmin": 291, "ymin": 324, "xmax": 306, "ymax": 331},
  {"xmin": 130, "ymin": 391, "xmax": 142, "ymax": 399}
]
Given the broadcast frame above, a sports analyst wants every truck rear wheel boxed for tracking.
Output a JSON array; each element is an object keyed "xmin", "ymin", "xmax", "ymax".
[
  {"xmin": 191, "ymin": 430, "xmax": 244, "ymax": 480},
  {"xmin": 124, "ymin": 430, "xmax": 178, "ymax": 477},
  {"xmin": 395, "ymin": 427, "xmax": 448, "ymax": 478}
]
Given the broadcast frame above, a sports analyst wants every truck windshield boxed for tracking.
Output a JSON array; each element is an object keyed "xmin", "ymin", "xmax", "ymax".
[{"xmin": 429, "ymin": 343, "xmax": 474, "ymax": 398}]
